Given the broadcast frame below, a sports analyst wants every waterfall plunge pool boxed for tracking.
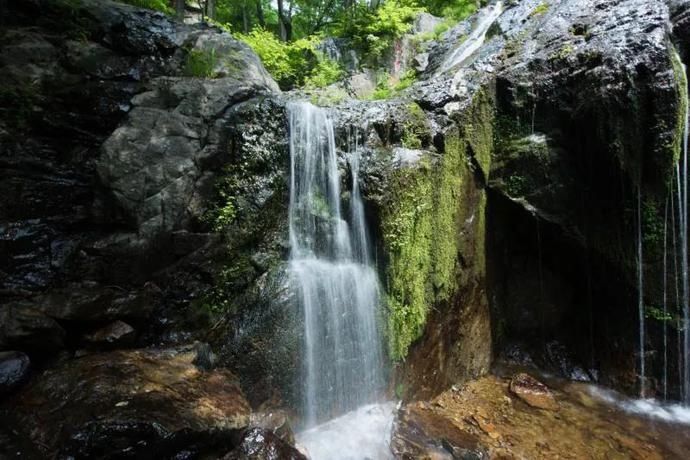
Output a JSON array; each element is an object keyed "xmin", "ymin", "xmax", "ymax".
[{"xmin": 296, "ymin": 402, "xmax": 398, "ymax": 460}]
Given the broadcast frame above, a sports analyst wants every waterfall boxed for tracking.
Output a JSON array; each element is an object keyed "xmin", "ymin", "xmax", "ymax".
[
  {"xmin": 436, "ymin": 1, "xmax": 504, "ymax": 75},
  {"xmin": 679, "ymin": 58, "xmax": 690, "ymax": 404},
  {"xmin": 637, "ymin": 187, "xmax": 645, "ymax": 397},
  {"xmin": 287, "ymin": 102, "xmax": 385, "ymax": 429}
]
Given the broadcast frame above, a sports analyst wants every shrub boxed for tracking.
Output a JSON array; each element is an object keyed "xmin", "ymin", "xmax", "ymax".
[
  {"xmin": 118, "ymin": 0, "xmax": 172, "ymax": 14},
  {"xmin": 236, "ymin": 29, "xmax": 342, "ymax": 89}
]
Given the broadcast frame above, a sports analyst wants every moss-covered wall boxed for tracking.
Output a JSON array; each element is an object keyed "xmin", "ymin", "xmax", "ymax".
[{"xmin": 380, "ymin": 90, "xmax": 494, "ymax": 393}]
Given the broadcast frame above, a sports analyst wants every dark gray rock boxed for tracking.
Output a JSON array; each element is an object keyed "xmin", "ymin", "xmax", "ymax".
[
  {"xmin": 0, "ymin": 306, "xmax": 65, "ymax": 352},
  {"xmin": 222, "ymin": 428, "xmax": 306, "ymax": 460},
  {"xmin": 0, "ymin": 351, "xmax": 30, "ymax": 396}
]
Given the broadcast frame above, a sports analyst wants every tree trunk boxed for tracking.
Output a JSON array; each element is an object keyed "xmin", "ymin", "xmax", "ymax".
[
  {"xmin": 206, "ymin": 0, "xmax": 215, "ymax": 20},
  {"xmin": 277, "ymin": 0, "xmax": 287, "ymax": 41},
  {"xmin": 174, "ymin": 0, "xmax": 185, "ymax": 20},
  {"xmin": 256, "ymin": 0, "xmax": 265, "ymax": 28},
  {"xmin": 242, "ymin": 1, "xmax": 249, "ymax": 33}
]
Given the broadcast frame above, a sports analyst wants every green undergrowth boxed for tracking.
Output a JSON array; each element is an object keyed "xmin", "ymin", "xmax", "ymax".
[
  {"xmin": 382, "ymin": 90, "xmax": 494, "ymax": 360},
  {"xmin": 118, "ymin": 0, "xmax": 172, "ymax": 14},
  {"xmin": 234, "ymin": 29, "xmax": 342, "ymax": 89}
]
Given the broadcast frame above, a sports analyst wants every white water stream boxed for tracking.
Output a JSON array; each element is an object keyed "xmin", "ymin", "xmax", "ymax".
[{"xmin": 288, "ymin": 102, "xmax": 392, "ymax": 458}]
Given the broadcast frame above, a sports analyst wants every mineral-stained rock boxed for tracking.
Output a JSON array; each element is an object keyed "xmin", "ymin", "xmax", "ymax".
[
  {"xmin": 0, "ymin": 351, "xmax": 30, "ymax": 397},
  {"xmin": 0, "ymin": 345, "xmax": 251, "ymax": 458},
  {"xmin": 509, "ymin": 373, "xmax": 558, "ymax": 411}
]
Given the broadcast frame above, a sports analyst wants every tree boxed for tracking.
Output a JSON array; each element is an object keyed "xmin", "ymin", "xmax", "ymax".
[{"xmin": 174, "ymin": 0, "xmax": 185, "ymax": 19}]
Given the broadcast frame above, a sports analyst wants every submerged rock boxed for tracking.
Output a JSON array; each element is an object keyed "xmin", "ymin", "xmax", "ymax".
[
  {"xmin": 509, "ymin": 373, "xmax": 558, "ymax": 411},
  {"xmin": 0, "ymin": 345, "xmax": 251, "ymax": 458},
  {"xmin": 0, "ymin": 352, "xmax": 30, "ymax": 397}
]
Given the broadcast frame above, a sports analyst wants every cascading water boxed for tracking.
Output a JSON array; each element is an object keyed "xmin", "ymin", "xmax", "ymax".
[
  {"xmin": 637, "ymin": 187, "xmax": 645, "ymax": 397},
  {"xmin": 287, "ymin": 102, "xmax": 392, "ymax": 458},
  {"xmin": 678, "ymin": 56, "xmax": 690, "ymax": 404},
  {"xmin": 436, "ymin": 1, "xmax": 504, "ymax": 76}
]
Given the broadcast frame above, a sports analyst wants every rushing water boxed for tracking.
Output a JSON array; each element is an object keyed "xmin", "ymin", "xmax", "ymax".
[
  {"xmin": 287, "ymin": 102, "xmax": 387, "ymax": 445},
  {"xmin": 679, "ymin": 57, "xmax": 690, "ymax": 404},
  {"xmin": 637, "ymin": 187, "xmax": 646, "ymax": 397}
]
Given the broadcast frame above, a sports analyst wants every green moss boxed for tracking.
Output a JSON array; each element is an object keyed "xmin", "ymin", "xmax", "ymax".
[
  {"xmin": 529, "ymin": 2, "xmax": 549, "ymax": 17},
  {"xmin": 402, "ymin": 102, "xmax": 429, "ymax": 149},
  {"xmin": 183, "ymin": 48, "xmax": 218, "ymax": 78},
  {"xmin": 382, "ymin": 90, "xmax": 494, "ymax": 360}
]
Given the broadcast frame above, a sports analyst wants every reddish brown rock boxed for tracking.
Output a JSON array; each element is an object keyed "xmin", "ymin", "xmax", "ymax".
[
  {"xmin": 1, "ymin": 345, "xmax": 251, "ymax": 458},
  {"xmin": 509, "ymin": 373, "xmax": 558, "ymax": 411}
]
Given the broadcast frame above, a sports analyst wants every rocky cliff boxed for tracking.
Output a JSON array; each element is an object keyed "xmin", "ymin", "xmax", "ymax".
[{"xmin": 2, "ymin": 0, "xmax": 690, "ymax": 456}]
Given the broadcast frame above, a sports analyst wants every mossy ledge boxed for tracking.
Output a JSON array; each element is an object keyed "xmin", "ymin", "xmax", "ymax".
[{"xmin": 381, "ymin": 90, "xmax": 494, "ymax": 361}]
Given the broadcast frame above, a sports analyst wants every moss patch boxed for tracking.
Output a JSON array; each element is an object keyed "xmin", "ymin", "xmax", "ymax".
[{"xmin": 382, "ymin": 90, "xmax": 494, "ymax": 360}]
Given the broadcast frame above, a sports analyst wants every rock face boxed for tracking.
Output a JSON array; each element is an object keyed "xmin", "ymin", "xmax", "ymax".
[
  {"xmin": 338, "ymin": 0, "xmax": 690, "ymax": 400},
  {"xmin": 0, "ymin": 351, "xmax": 30, "ymax": 396},
  {"xmin": 0, "ymin": 345, "xmax": 251, "ymax": 458},
  {"xmin": 0, "ymin": 0, "xmax": 279, "ymax": 363}
]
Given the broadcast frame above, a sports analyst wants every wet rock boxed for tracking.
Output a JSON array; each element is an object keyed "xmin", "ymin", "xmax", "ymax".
[
  {"xmin": 391, "ymin": 402, "xmax": 488, "ymax": 459},
  {"xmin": 84, "ymin": 320, "xmax": 136, "ymax": 347},
  {"xmin": 0, "ymin": 306, "xmax": 65, "ymax": 352},
  {"xmin": 249, "ymin": 410, "xmax": 296, "ymax": 445},
  {"xmin": 509, "ymin": 373, "xmax": 558, "ymax": 411},
  {"xmin": 222, "ymin": 428, "xmax": 306, "ymax": 460},
  {"xmin": 2, "ymin": 346, "xmax": 251, "ymax": 458},
  {"xmin": 0, "ymin": 352, "xmax": 30, "ymax": 396}
]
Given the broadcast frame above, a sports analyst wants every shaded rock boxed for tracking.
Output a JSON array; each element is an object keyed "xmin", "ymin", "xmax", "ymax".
[
  {"xmin": 84, "ymin": 320, "xmax": 136, "ymax": 347},
  {"xmin": 0, "ymin": 351, "xmax": 30, "ymax": 396},
  {"xmin": 509, "ymin": 373, "xmax": 558, "ymax": 410},
  {"xmin": 1, "ymin": 345, "xmax": 250, "ymax": 458},
  {"xmin": 0, "ymin": 306, "xmax": 65, "ymax": 352},
  {"xmin": 222, "ymin": 428, "xmax": 306, "ymax": 460},
  {"xmin": 40, "ymin": 282, "xmax": 161, "ymax": 322}
]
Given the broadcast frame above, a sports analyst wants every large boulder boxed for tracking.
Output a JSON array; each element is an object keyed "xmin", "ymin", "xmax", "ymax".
[{"xmin": 0, "ymin": 344, "xmax": 251, "ymax": 458}]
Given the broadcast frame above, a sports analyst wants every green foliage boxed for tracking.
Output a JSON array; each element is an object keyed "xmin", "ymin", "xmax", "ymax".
[
  {"xmin": 235, "ymin": 29, "xmax": 341, "ymax": 89},
  {"xmin": 304, "ymin": 56, "xmax": 344, "ymax": 88},
  {"xmin": 368, "ymin": 70, "xmax": 418, "ymax": 100},
  {"xmin": 332, "ymin": 1, "xmax": 422, "ymax": 63},
  {"xmin": 645, "ymin": 306, "xmax": 673, "ymax": 322},
  {"xmin": 641, "ymin": 198, "xmax": 664, "ymax": 248},
  {"xmin": 183, "ymin": 48, "xmax": 218, "ymax": 77},
  {"xmin": 118, "ymin": 0, "xmax": 173, "ymax": 14}
]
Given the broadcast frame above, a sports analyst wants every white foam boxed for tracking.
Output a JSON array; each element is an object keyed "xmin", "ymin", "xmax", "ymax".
[
  {"xmin": 296, "ymin": 402, "xmax": 398, "ymax": 460},
  {"xmin": 588, "ymin": 386, "xmax": 690, "ymax": 425}
]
